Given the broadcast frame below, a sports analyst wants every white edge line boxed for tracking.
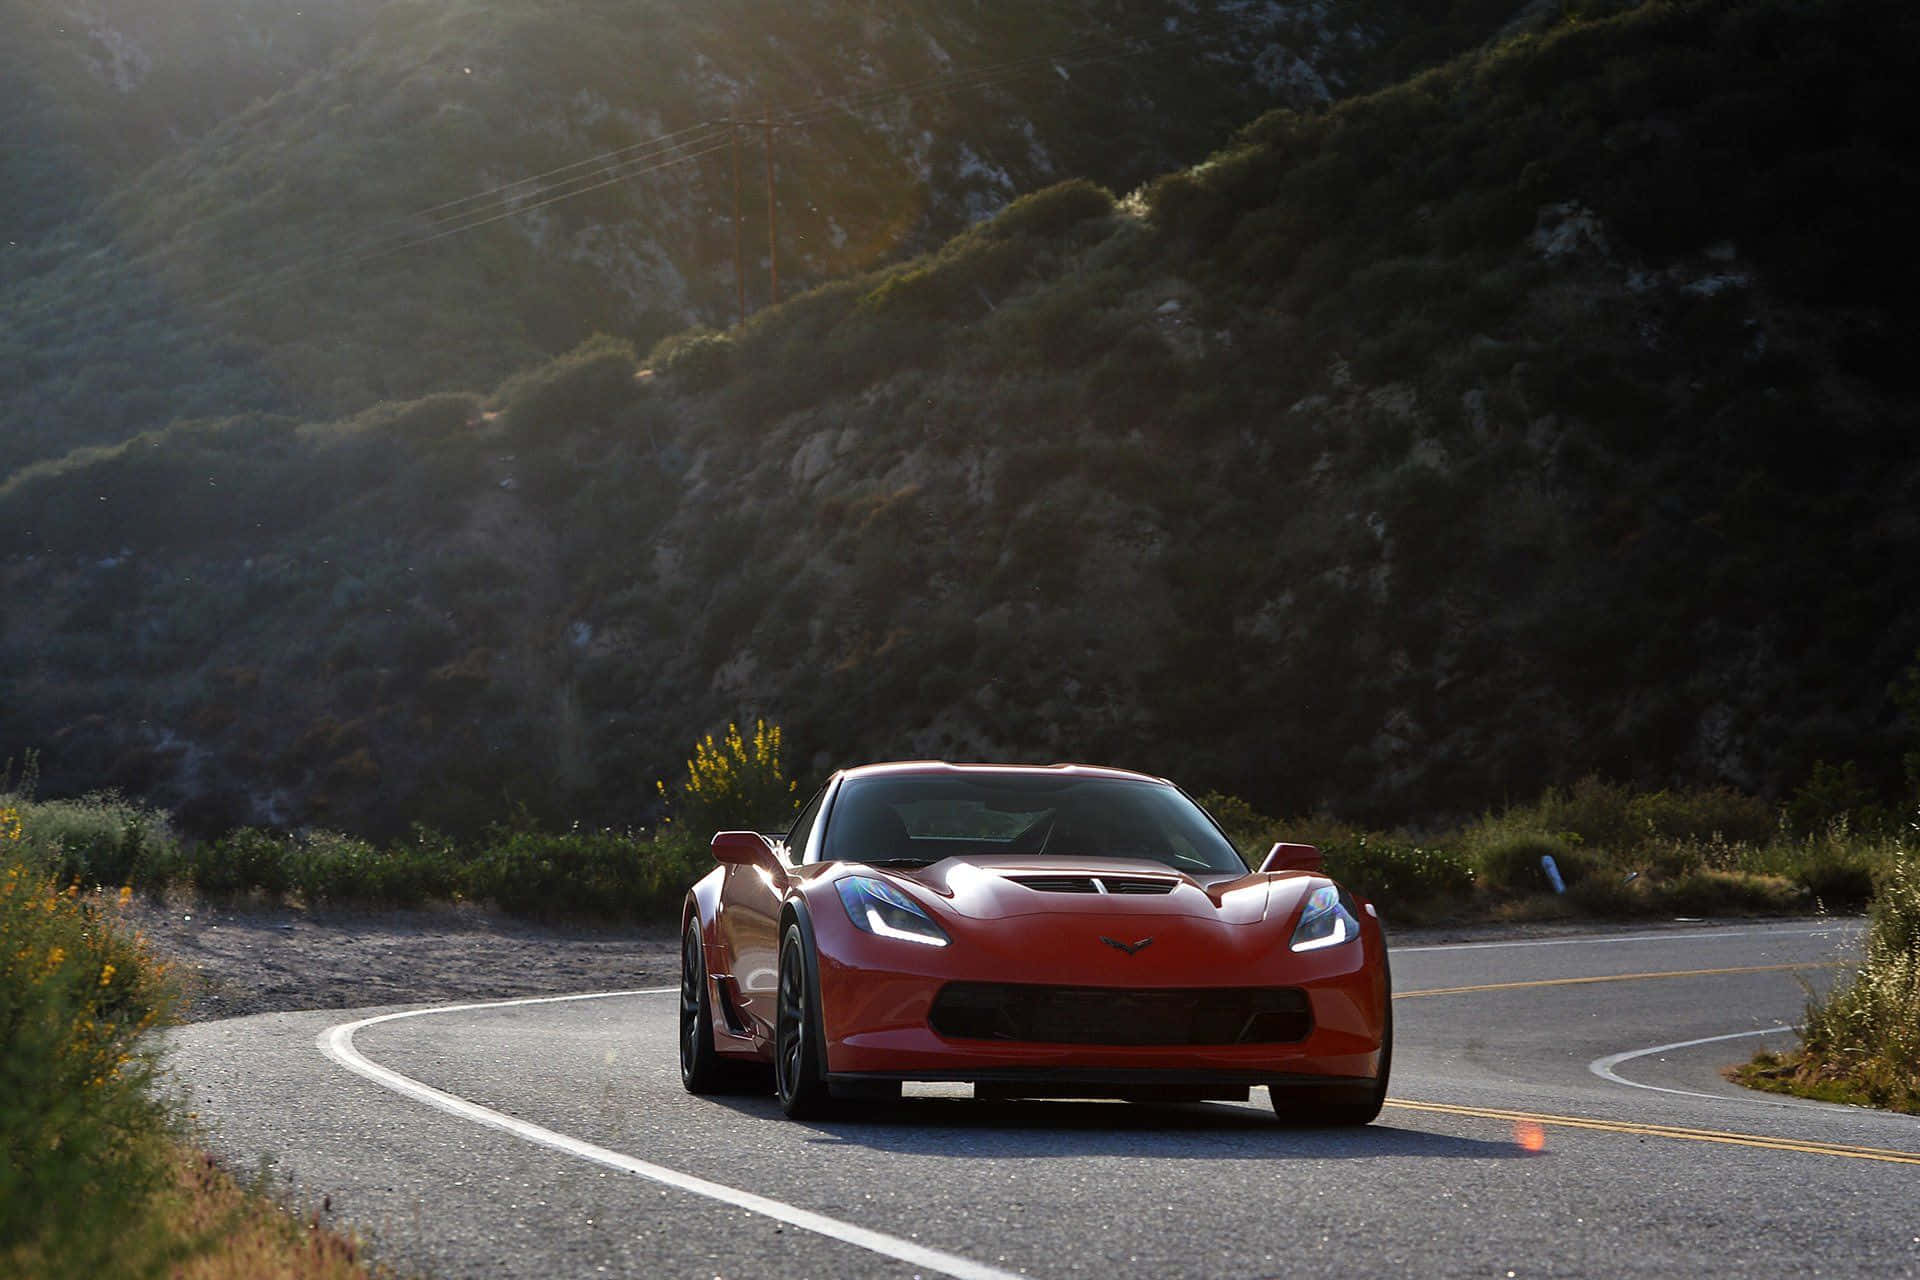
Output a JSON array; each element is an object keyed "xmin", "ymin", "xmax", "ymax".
[
  {"xmin": 1588, "ymin": 1025, "xmax": 1826, "ymax": 1110},
  {"xmin": 317, "ymin": 989, "xmax": 1025, "ymax": 1280},
  {"xmin": 1394, "ymin": 923, "xmax": 1860, "ymax": 955}
]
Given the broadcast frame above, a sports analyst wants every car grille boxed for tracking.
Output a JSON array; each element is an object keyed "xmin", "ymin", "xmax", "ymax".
[
  {"xmin": 1006, "ymin": 874, "xmax": 1178, "ymax": 895},
  {"xmin": 929, "ymin": 983, "xmax": 1312, "ymax": 1046}
]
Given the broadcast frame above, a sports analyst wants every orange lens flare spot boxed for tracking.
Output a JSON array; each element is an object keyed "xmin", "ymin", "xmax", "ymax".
[{"xmin": 1514, "ymin": 1120, "xmax": 1547, "ymax": 1153}]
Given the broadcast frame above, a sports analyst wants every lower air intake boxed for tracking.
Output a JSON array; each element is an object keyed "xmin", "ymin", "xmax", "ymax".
[{"xmin": 929, "ymin": 983, "xmax": 1312, "ymax": 1046}]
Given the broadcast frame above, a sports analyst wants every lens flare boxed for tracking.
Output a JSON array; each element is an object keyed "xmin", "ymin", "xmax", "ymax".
[{"xmin": 1514, "ymin": 1120, "xmax": 1547, "ymax": 1153}]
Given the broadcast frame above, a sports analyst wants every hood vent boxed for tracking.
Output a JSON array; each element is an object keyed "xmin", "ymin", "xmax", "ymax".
[
  {"xmin": 1104, "ymin": 876, "xmax": 1179, "ymax": 895},
  {"xmin": 1007, "ymin": 874, "xmax": 1178, "ymax": 896}
]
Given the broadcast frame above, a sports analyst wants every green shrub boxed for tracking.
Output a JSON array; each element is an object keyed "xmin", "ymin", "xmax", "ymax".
[
  {"xmin": 1565, "ymin": 871, "xmax": 1646, "ymax": 917},
  {"xmin": 1524, "ymin": 777, "xmax": 1640, "ymax": 851},
  {"xmin": 191, "ymin": 828, "xmax": 292, "ymax": 897},
  {"xmin": 4, "ymin": 794, "xmax": 177, "ymax": 890},
  {"xmin": 1469, "ymin": 828, "xmax": 1582, "ymax": 893},
  {"xmin": 1626, "ymin": 787, "xmax": 1776, "ymax": 845},
  {"xmin": 285, "ymin": 828, "xmax": 462, "ymax": 907},
  {"xmin": 493, "ymin": 334, "xmax": 638, "ymax": 440},
  {"xmin": 1323, "ymin": 838, "xmax": 1474, "ymax": 911},
  {"xmin": 470, "ymin": 828, "xmax": 700, "ymax": 919},
  {"xmin": 1655, "ymin": 868, "xmax": 1806, "ymax": 916},
  {"xmin": 986, "ymin": 178, "xmax": 1115, "ymax": 243},
  {"xmin": 336, "ymin": 391, "xmax": 480, "ymax": 444},
  {"xmin": 646, "ymin": 327, "xmax": 735, "ymax": 391},
  {"xmin": 2, "ymin": 823, "xmax": 179, "ymax": 1276},
  {"xmin": 657, "ymin": 719, "xmax": 800, "ymax": 836},
  {"xmin": 1745, "ymin": 849, "xmax": 1920, "ymax": 1112},
  {"xmin": 1785, "ymin": 761, "xmax": 1895, "ymax": 838},
  {"xmin": 1789, "ymin": 833, "xmax": 1884, "ymax": 912}
]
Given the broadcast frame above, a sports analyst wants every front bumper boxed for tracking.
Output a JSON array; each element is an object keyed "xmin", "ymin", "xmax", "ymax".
[
  {"xmin": 825, "ymin": 1066, "xmax": 1379, "ymax": 1104},
  {"xmin": 810, "ymin": 893, "xmax": 1389, "ymax": 1083}
]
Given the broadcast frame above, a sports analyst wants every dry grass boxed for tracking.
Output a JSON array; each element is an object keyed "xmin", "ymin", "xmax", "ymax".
[
  {"xmin": 163, "ymin": 1147, "xmax": 383, "ymax": 1280},
  {"xmin": 1732, "ymin": 849, "xmax": 1920, "ymax": 1114},
  {"xmin": 1, "ymin": 803, "xmax": 389, "ymax": 1279}
]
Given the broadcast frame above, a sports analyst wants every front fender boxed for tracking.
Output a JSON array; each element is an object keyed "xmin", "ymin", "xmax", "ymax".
[{"xmin": 781, "ymin": 893, "xmax": 834, "ymax": 1072}]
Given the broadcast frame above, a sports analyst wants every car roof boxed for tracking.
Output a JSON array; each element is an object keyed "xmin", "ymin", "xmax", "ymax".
[{"xmin": 836, "ymin": 761, "xmax": 1173, "ymax": 786}]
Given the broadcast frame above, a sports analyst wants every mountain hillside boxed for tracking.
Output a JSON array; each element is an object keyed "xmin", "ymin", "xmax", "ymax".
[
  {"xmin": 0, "ymin": 0, "xmax": 1520, "ymax": 477},
  {"xmin": 4, "ymin": 0, "xmax": 1916, "ymax": 837}
]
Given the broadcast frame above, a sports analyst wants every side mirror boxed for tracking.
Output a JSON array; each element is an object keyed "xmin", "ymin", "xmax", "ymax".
[
  {"xmin": 711, "ymin": 830, "xmax": 780, "ymax": 869},
  {"xmin": 1258, "ymin": 842, "xmax": 1323, "ymax": 874}
]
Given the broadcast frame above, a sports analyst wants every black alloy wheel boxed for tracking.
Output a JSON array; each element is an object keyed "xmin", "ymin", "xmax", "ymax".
[
  {"xmin": 774, "ymin": 923, "xmax": 833, "ymax": 1118},
  {"xmin": 681, "ymin": 920, "xmax": 756, "ymax": 1094}
]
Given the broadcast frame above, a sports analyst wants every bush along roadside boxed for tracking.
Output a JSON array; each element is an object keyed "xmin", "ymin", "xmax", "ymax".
[
  {"xmin": 0, "ymin": 759, "xmax": 1905, "ymax": 928},
  {"xmin": 0, "ymin": 720, "xmax": 796, "ymax": 921},
  {"xmin": 0, "ymin": 804, "xmax": 378, "ymax": 1278},
  {"xmin": 1732, "ymin": 849, "xmax": 1920, "ymax": 1114},
  {"xmin": 1204, "ymin": 777, "xmax": 1907, "ymax": 927}
]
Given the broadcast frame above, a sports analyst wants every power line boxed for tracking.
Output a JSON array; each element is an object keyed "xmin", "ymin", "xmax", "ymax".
[
  {"xmin": 119, "ymin": 5, "xmax": 1299, "ymax": 314},
  {"xmin": 185, "ymin": 124, "xmax": 732, "ymax": 300},
  {"xmin": 406, "ymin": 118, "xmax": 721, "ymax": 224},
  {"xmin": 216, "ymin": 6, "xmax": 1283, "ymax": 287},
  {"xmin": 200, "ymin": 133, "xmax": 732, "ymax": 311}
]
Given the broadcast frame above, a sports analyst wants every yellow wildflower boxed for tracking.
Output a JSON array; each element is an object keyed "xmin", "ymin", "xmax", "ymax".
[{"xmin": 99, "ymin": 963, "xmax": 116, "ymax": 987}]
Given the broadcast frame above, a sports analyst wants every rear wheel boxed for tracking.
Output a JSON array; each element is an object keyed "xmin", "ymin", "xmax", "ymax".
[
  {"xmin": 774, "ymin": 923, "xmax": 835, "ymax": 1119},
  {"xmin": 680, "ymin": 920, "xmax": 761, "ymax": 1094}
]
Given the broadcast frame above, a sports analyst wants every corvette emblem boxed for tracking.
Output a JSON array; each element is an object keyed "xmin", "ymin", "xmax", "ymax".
[{"xmin": 1099, "ymin": 935, "xmax": 1154, "ymax": 956}]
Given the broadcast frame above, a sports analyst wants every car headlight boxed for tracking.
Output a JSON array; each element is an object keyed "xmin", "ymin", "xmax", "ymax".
[
  {"xmin": 1290, "ymin": 884, "xmax": 1359, "ymax": 952},
  {"xmin": 836, "ymin": 876, "xmax": 950, "ymax": 947}
]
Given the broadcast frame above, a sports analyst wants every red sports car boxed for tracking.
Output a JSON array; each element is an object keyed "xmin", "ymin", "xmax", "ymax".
[{"xmin": 679, "ymin": 762, "xmax": 1392, "ymax": 1123}]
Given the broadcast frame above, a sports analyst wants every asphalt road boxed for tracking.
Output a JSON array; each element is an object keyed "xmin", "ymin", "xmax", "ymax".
[{"xmin": 166, "ymin": 918, "xmax": 1920, "ymax": 1278}]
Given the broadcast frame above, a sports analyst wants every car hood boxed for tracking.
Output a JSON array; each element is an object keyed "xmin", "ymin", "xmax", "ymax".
[{"xmin": 879, "ymin": 855, "xmax": 1319, "ymax": 927}]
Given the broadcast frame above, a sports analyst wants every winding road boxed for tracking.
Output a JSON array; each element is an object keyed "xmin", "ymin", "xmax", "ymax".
[{"xmin": 167, "ymin": 919, "xmax": 1920, "ymax": 1278}]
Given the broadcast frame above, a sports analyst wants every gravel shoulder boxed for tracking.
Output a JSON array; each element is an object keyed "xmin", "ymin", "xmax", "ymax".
[
  {"xmin": 127, "ymin": 887, "xmax": 1846, "ymax": 1024},
  {"xmin": 126, "ymin": 896, "xmax": 681, "ymax": 1022}
]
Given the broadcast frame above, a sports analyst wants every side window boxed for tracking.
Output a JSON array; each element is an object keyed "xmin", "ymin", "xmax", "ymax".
[{"xmin": 784, "ymin": 784, "xmax": 829, "ymax": 864}]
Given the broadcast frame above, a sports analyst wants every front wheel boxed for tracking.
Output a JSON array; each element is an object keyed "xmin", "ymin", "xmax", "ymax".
[
  {"xmin": 774, "ymin": 923, "xmax": 834, "ymax": 1119},
  {"xmin": 1272, "ymin": 1006, "xmax": 1392, "ymax": 1127}
]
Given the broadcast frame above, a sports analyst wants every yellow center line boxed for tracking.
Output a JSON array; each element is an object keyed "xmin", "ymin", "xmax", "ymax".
[
  {"xmin": 1395, "ymin": 961, "xmax": 1845, "ymax": 999},
  {"xmin": 1385, "ymin": 1099, "xmax": 1920, "ymax": 1165}
]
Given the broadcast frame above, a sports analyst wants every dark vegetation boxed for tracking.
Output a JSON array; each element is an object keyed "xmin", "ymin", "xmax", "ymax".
[
  {"xmin": 0, "ymin": 0, "xmax": 1513, "ymax": 478},
  {"xmin": 3, "ymin": 0, "xmax": 1919, "ymax": 857}
]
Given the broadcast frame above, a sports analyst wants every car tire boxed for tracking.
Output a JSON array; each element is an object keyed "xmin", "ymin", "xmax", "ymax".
[
  {"xmin": 775, "ymin": 922, "xmax": 835, "ymax": 1119},
  {"xmin": 1271, "ymin": 1003, "xmax": 1392, "ymax": 1127},
  {"xmin": 680, "ymin": 920, "xmax": 763, "ymax": 1094}
]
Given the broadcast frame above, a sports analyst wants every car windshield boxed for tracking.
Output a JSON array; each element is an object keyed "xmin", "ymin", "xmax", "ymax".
[{"xmin": 821, "ymin": 773, "xmax": 1248, "ymax": 873}]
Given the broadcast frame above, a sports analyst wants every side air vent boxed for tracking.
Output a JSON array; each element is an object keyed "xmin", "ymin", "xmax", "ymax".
[{"xmin": 1006, "ymin": 874, "xmax": 1179, "ymax": 895}]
